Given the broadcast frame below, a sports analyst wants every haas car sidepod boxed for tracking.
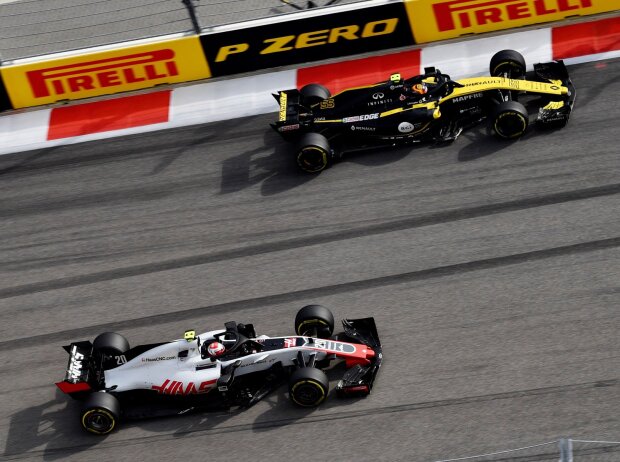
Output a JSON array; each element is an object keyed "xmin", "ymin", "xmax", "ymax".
[
  {"xmin": 272, "ymin": 50, "xmax": 576, "ymax": 173},
  {"xmin": 56, "ymin": 305, "xmax": 381, "ymax": 434}
]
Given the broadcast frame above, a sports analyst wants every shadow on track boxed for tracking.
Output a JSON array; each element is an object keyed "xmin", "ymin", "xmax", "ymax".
[
  {"xmin": 456, "ymin": 120, "xmax": 571, "ymax": 162},
  {"xmin": 219, "ymin": 126, "xmax": 316, "ymax": 196},
  {"xmin": 0, "ymin": 146, "xmax": 63, "ymax": 177},
  {"xmin": 132, "ymin": 364, "xmax": 362, "ymax": 437},
  {"xmin": 149, "ymin": 130, "xmax": 215, "ymax": 176},
  {"xmin": 222, "ymin": 121, "xmax": 557, "ymax": 186},
  {"xmin": 3, "ymin": 388, "xmax": 99, "ymax": 461}
]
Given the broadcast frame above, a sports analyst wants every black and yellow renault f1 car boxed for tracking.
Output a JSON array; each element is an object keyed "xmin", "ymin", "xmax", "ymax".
[{"xmin": 272, "ymin": 50, "xmax": 575, "ymax": 173}]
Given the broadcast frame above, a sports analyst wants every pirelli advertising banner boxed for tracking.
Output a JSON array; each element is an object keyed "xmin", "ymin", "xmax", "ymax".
[
  {"xmin": 1, "ymin": 36, "xmax": 211, "ymax": 109},
  {"xmin": 200, "ymin": 2, "xmax": 415, "ymax": 77},
  {"xmin": 0, "ymin": 74, "xmax": 12, "ymax": 111},
  {"xmin": 405, "ymin": 0, "xmax": 620, "ymax": 43}
]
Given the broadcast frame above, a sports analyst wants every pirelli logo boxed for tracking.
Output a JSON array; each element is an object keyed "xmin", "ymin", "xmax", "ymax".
[
  {"xmin": 432, "ymin": 0, "xmax": 593, "ymax": 32},
  {"xmin": 26, "ymin": 49, "xmax": 179, "ymax": 98}
]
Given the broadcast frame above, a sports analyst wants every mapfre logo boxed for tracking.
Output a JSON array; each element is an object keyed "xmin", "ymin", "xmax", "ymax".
[
  {"xmin": 433, "ymin": 0, "xmax": 593, "ymax": 32},
  {"xmin": 26, "ymin": 49, "xmax": 179, "ymax": 98}
]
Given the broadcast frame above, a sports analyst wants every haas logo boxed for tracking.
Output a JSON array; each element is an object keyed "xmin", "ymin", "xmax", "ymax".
[
  {"xmin": 398, "ymin": 122, "xmax": 415, "ymax": 133},
  {"xmin": 152, "ymin": 379, "xmax": 216, "ymax": 395}
]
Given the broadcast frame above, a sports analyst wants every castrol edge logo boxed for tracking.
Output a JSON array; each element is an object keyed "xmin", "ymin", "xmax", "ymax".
[
  {"xmin": 26, "ymin": 49, "xmax": 178, "ymax": 98},
  {"xmin": 432, "ymin": 0, "xmax": 594, "ymax": 32}
]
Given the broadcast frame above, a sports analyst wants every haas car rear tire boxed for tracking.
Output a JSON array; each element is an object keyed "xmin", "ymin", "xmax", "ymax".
[
  {"xmin": 295, "ymin": 304, "xmax": 334, "ymax": 338},
  {"xmin": 300, "ymin": 83, "xmax": 331, "ymax": 107},
  {"xmin": 93, "ymin": 332, "xmax": 129, "ymax": 356},
  {"xmin": 296, "ymin": 133, "xmax": 333, "ymax": 174},
  {"xmin": 492, "ymin": 101, "xmax": 529, "ymax": 139},
  {"xmin": 81, "ymin": 392, "xmax": 120, "ymax": 435},
  {"xmin": 289, "ymin": 367, "xmax": 329, "ymax": 407},
  {"xmin": 490, "ymin": 50, "xmax": 526, "ymax": 78}
]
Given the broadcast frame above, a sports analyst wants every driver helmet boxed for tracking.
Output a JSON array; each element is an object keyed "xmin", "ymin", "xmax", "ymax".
[
  {"xmin": 412, "ymin": 83, "xmax": 428, "ymax": 94},
  {"xmin": 207, "ymin": 341, "xmax": 226, "ymax": 357}
]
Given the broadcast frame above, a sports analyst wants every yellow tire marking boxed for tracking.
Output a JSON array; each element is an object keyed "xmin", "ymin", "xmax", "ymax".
[
  {"xmin": 291, "ymin": 379, "xmax": 326, "ymax": 407},
  {"xmin": 81, "ymin": 408, "xmax": 116, "ymax": 435},
  {"xmin": 296, "ymin": 318, "xmax": 329, "ymax": 335}
]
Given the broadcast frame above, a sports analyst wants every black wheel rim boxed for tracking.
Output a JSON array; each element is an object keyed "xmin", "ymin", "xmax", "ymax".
[
  {"xmin": 297, "ymin": 319, "xmax": 330, "ymax": 337},
  {"xmin": 493, "ymin": 61, "xmax": 524, "ymax": 78},
  {"xmin": 495, "ymin": 112, "xmax": 526, "ymax": 138},
  {"xmin": 298, "ymin": 148, "xmax": 327, "ymax": 172},
  {"xmin": 84, "ymin": 410, "xmax": 114, "ymax": 433},
  {"xmin": 295, "ymin": 383, "xmax": 321, "ymax": 405}
]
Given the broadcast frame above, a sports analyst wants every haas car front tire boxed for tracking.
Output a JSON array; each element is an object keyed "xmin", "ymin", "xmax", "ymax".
[
  {"xmin": 296, "ymin": 133, "xmax": 333, "ymax": 174},
  {"xmin": 492, "ymin": 101, "xmax": 529, "ymax": 139},
  {"xmin": 295, "ymin": 304, "xmax": 335, "ymax": 338},
  {"xmin": 289, "ymin": 367, "xmax": 329, "ymax": 407},
  {"xmin": 300, "ymin": 83, "xmax": 331, "ymax": 107},
  {"xmin": 81, "ymin": 392, "xmax": 120, "ymax": 435},
  {"xmin": 490, "ymin": 50, "xmax": 526, "ymax": 78}
]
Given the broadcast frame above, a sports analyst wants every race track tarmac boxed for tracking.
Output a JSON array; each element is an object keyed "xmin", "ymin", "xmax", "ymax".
[{"xmin": 0, "ymin": 59, "xmax": 618, "ymax": 461}]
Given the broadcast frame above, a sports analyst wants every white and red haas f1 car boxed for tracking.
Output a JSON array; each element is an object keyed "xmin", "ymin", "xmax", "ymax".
[{"xmin": 56, "ymin": 305, "xmax": 382, "ymax": 434}]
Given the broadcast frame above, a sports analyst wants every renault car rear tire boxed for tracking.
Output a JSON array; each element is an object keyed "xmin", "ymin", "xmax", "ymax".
[
  {"xmin": 300, "ymin": 83, "xmax": 331, "ymax": 107},
  {"xmin": 296, "ymin": 133, "xmax": 332, "ymax": 173}
]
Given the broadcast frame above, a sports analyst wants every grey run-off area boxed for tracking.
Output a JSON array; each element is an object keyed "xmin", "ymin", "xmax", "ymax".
[
  {"xmin": 0, "ymin": 0, "xmax": 364, "ymax": 61},
  {"xmin": 0, "ymin": 59, "xmax": 618, "ymax": 460}
]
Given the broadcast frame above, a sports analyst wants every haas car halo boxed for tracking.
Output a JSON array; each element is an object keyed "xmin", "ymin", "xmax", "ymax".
[
  {"xmin": 272, "ymin": 50, "xmax": 575, "ymax": 173},
  {"xmin": 56, "ymin": 305, "xmax": 381, "ymax": 435}
]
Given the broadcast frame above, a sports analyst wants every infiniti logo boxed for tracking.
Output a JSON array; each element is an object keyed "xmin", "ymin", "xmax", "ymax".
[{"xmin": 372, "ymin": 92, "xmax": 384, "ymax": 100}]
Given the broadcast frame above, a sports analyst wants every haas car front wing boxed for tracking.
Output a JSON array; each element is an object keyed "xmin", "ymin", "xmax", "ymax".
[{"xmin": 336, "ymin": 317, "xmax": 383, "ymax": 397}]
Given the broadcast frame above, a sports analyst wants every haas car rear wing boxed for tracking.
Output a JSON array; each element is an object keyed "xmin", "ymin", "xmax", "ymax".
[
  {"xmin": 55, "ymin": 341, "xmax": 95, "ymax": 395},
  {"xmin": 336, "ymin": 317, "xmax": 383, "ymax": 397}
]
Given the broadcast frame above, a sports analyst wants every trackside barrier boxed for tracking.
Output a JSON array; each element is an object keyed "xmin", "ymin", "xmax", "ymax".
[
  {"xmin": 1, "ymin": 15, "xmax": 619, "ymax": 156},
  {"xmin": 432, "ymin": 437, "xmax": 620, "ymax": 461},
  {"xmin": 404, "ymin": 0, "xmax": 620, "ymax": 43},
  {"xmin": 1, "ymin": 0, "xmax": 619, "ymax": 111},
  {"xmin": 552, "ymin": 15, "xmax": 620, "ymax": 59},
  {"xmin": 1, "ymin": 35, "xmax": 210, "ymax": 109},
  {"xmin": 0, "ymin": 72, "xmax": 12, "ymax": 111},
  {"xmin": 198, "ymin": 1, "xmax": 415, "ymax": 77}
]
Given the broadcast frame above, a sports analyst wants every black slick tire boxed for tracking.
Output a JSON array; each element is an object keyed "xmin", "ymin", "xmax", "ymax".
[
  {"xmin": 93, "ymin": 332, "xmax": 129, "ymax": 356},
  {"xmin": 289, "ymin": 367, "xmax": 329, "ymax": 407},
  {"xmin": 295, "ymin": 304, "xmax": 335, "ymax": 338},
  {"xmin": 300, "ymin": 83, "xmax": 331, "ymax": 107},
  {"xmin": 81, "ymin": 392, "xmax": 120, "ymax": 435},
  {"xmin": 492, "ymin": 101, "xmax": 529, "ymax": 139},
  {"xmin": 296, "ymin": 132, "xmax": 332, "ymax": 174},
  {"xmin": 490, "ymin": 50, "xmax": 526, "ymax": 78}
]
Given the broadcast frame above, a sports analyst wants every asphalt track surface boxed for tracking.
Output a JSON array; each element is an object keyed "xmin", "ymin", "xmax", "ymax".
[{"xmin": 0, "ymin": 59, "xmax": 619, "ymax": 461}]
